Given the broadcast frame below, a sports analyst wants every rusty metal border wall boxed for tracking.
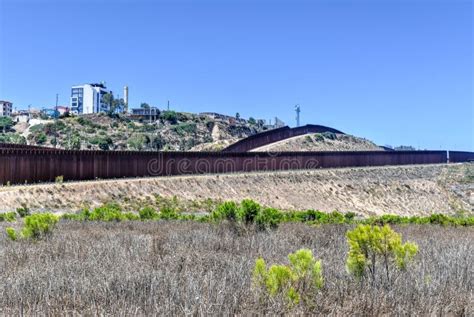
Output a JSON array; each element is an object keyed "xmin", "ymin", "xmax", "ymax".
[
  {"xmin": 449, "ymin": 151, "xmax": 474, "ymax": 163},
  {"xmin": 222, "ymin": 124, "xmax": 345, "ymax": 152},
  {"xmin": 0, "ymin": 148, "xmax": 448, "ymax": 185}
]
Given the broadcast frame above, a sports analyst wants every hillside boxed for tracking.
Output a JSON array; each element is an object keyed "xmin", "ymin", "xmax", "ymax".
[
  {"xmin": 0, "ymin": 163, "xmax": 471, "ymax": 215},
  {"xmin": 1, "ymin": 112, "xmax": 387, "ymax": 152},
  {"xmin": 4, "ymin": 112, "xmax": 265, "ymax": 151},
  {"xmin": 251, "ymin": 133, "xmax": 383, "ymax": 152}
]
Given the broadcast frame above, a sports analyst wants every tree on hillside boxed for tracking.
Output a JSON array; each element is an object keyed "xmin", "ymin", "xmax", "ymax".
[
  {"xmin": 235, "ymin": 112, "xmax": 240, "ymax": 120},
  {"xmin": 112, "ymin": 98, "xmax": 126, "ymax": 114},
  {"xmin": 0, "ymin": 116, "xmax": 14, "ymax": 133},
  {"xmin": 102, "ymin": 93, "xmax": 114, "ymax": 112}
]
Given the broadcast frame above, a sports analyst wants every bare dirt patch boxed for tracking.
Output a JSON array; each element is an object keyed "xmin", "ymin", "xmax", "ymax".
[{"xmin": 251, "ymin": 133, "xmax": 383, "ymax": 152}]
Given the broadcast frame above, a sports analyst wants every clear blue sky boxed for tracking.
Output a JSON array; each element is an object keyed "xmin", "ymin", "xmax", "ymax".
[{"xmin": 0, "ymin": 0, "xmax": 472, "ymax": 150}]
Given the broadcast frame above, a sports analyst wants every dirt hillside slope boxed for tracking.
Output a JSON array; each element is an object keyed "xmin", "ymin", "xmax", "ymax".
[
  {"xmin": 251, "ymin": 133, "xmax": 383, "ymax": 152},
  {"xmin": 0, "ymin": 163, "xmax": 472, "ymax": 216}
]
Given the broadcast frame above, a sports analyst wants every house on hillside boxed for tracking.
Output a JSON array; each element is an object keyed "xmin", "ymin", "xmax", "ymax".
[
  {"xmin": 0, "ymin": 101, "xmax": 13, "ymax": 117},
  {"xmin": 57, "ymin": 106, "xmax": 70, "ymax": 116},
  {"xmin": 12, "ymin": 110, "xmax": 30, "ymax": 123},
  {"xmin": 130, "ymin": 107, "xmax": 160, "ymax": 121}
]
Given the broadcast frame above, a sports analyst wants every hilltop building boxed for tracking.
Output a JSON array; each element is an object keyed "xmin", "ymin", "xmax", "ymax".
[
  {"xmin": 57, "ymin": 106, "xmax": 70, "ymax": 116},
  {"xmin": 70, "ymin": 83, "xmax": 111, "ymax": 114},
  {"xmin": 131, "ymin": 107, "xmax": 160, "ymax": 121},
  {"xmin": 265, "ymin": 117, "xmax": 285, "ymax": 129},
  {"xmin": 12, "ymin": 110, "xmax": 30, "ymax": 123},
  {"xmin": 0, "ymin": 100, "xmax": 13, "ymax": 117}
]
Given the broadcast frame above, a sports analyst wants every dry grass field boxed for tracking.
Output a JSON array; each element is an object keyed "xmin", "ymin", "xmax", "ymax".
[{"xmin": 1, "ymin": 221, "xmax": 472, "ymax": 315}]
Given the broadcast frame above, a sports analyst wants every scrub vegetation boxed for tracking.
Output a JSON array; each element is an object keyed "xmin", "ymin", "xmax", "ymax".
[
  {"xmin": 1, "ymin": 199, "xmax": 473, "ymax": 314},
  {"xmin": 0, "ymin": 219, "xmax": 472, "ymax": 315}
]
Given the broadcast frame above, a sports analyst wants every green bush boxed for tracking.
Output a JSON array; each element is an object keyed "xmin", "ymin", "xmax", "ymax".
[
  {"xmin": 88, "ymin": 135, "xmax": 113, "ymax": 150},
  {"xmin": 171, "ymin": 123, "xmax": 197, "ymax": 136},
  {"xmin": 29, "ymin": 124, "xmax": 44, "ymax": 133},
  {"xmin": 16, "ymin": 205, "xmax": 30, "ymax": 218},
  {"xmin": 128, "ymin": 134, "xmax": 149, "ymax": 150},
  {"xmin": 322, "ymin": 132, "xmax": 337, "ymax": 140},
  {"xmin": 253, "ymin": 249, "xmax": 324, "ymax": 305},
  {"xmin": 34, "ymin": 132, "xmax": 47, "ymax": 144},
  {"xmin": 6, "ymin": 227, "xmax": 17, "ymax": 241},
  {"xmin": 238, "ymin": 199, "xmax": 261, "ymax": 224},
  {"xmin": 139, "ymin": 206, "xmax": 159, "ymax": 220},
  {"xmin": 0, "ymin": 133, "xmax": 26, "ymax": 144},
  {"xmin": 210, "ymin": 201, "xmax": 239, "ymax": 222},
  {"xmin": 22, "ymin": 213, "xmax": 59, "ymax": 239},
  {"xmin": 161, "ymin": 111, "xmax": 178, "ymax": 124},
  {"xmin": 313, "ymin": 133, "xmax": 324, "ymax": 142},
  {"xmin": 88, "ymin": 203, "xmax": 126, "ymax": 221},
  {"xmin": 158, "ymin": 207, "xmax": 179, "ymax": 220},
  {"xmin": 62, "ymin": 203, "xmax": 139, "ymax": 222},
  {"xmin": 346, "ymin": 224, "xmax": 418, "ymax": 283},
  {"xmin": 0, "ymin": 212, "xmax": 16, "ymax": 222},
  {"xmin": 255, "ymin": 207, "xmax": 282, "ymax": 230},
  {"xmin": 7, "ymin": 213, "xmax": 60, "ymax": 241}
]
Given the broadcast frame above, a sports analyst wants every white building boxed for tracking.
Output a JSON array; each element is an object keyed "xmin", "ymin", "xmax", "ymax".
[
  {"xmin": 0, "ymin": 100, "xmax": 13, "ymax": 117},
  {"xmin": 70, "ymin": 83, "xmax": 111, "ymax": 114},
  {"xmin": 12, "ymin": 110, "xmax": 29, "ymax": 123}
]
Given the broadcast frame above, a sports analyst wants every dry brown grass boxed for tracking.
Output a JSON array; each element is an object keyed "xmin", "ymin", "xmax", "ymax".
[
  {"xmin": 1, "ymin": 163, "xmax": 472, "ymax": 216},
  {"xmin": 0, "ymin": 221, "xmax": 472, "ymax": 315}
]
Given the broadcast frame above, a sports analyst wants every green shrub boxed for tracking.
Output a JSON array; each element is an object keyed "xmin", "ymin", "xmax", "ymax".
[
  {"xmin": 6, "ymin": 227, "xmax": 17, "ymax": 241},
  {"xmin": 158, "ymin": 207, "xmax": 179, "ymax": 220},
  {"xmin": 88, "ymin": 203, "xmax": 126, "ymax": 221},
  {"xmin": 29, "ymin": 124, "xmax": 44, "ymax": 133},
  {"xmin": 346, "ymin": 224, "xmax": 418, "ymax": 283},
  {"xmin": 16, "ymin": 205, "xmax": 30, "ymax": 218},
  {"xmin": 66, "ymin": 204, "xmax": 139, "ymax": 221},
  {"xmin": 161, "ymin": 111, "xmax": 178, "ymax": 124},
  {"xmin": 22, "ymin": 213, "xmax": 59, "ymax": 239},
  {"xmin": 253, "ymin": 249, "xmax": 324, "ymax": 305},
  {"xmin": 88, "ymin": 135, "xmax": 113, "ymax": 150},
  {"xmin": 255, "ymin": 207, "xmax": 282, "ymax": 230},
  {"xmin": 171, "ymin": 123, "xmax": 197, "ymax": 136},
  {"xmin": 8, "ymin": 213, "xmax": 60, "ymax": 240},
  {"xmin": 122, "ymin": 212, "xmax": 140, "ymax": 221},
  {"xmin": 313, "ymin": 133, "xmax": 324, "ymax": 142},
  {"xmin": 0, "ymin": 132, "xmax": 26, "ymax": 144},
  {"xmin": 322, "ymin": 131, "xmax": 337, "ymax": 140},
  {"xmin": 428, "ymin": 214, "xmax": 450, "ymax": 225},
  {"xmin": 0, "ymin": 212, "xmax": 16, "ymax": 222},
  {"xmin": 139, "ymin": 206, "xmax": 159, "ymax": 220},
  {"xmin": 210, "ymin": 201, "xmax": 239, "ymax": 222},
  {"xmin": 55, "ymin": 175, "xmax": 64, "ymax": 184},
  {"xmin": 238, "ymin": 199, "xmax": 261, "ymax": 224},
  {"xmin": 34, "ymin": 132, "xmax": 47, "ymax": 144},
  {"xmin": 127, "ymin": 134, "xmax": 149, "ymax": 150}
]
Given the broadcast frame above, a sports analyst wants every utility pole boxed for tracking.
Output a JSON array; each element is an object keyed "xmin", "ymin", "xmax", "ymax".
[
  {"xmin": 167, "ymin": 100, "xmax": 170, "ymax": 111},
  {"xmin": 295, "ymin": 104, "xmax": 301, "ymax": 127}
]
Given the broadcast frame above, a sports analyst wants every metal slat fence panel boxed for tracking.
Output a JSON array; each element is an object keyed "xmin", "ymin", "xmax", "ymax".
[{"xmin": 0, "ymin": 148, "xmax": 449, "ymax": 185}]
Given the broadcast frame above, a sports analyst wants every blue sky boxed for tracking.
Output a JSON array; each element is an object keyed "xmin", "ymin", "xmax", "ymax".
[{"xmin": 0, "ymin": 0, "xmax": 472, "ymax": 150}]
